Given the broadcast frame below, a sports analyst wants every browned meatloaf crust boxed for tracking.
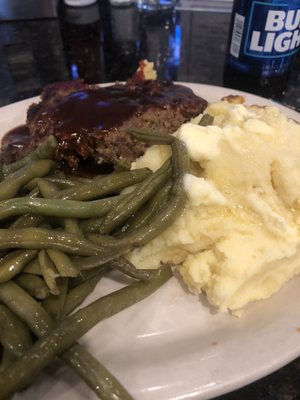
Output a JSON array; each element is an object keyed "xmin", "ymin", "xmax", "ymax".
[{"xmin": 1, "ymin": 79, "xmax": 208, "ymax": 169}]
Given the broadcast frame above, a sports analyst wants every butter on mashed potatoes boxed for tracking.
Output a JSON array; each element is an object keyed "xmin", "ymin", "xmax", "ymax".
[{"xmin": 128, "ymin": 99, "xmax": 300, "ymax": 312}]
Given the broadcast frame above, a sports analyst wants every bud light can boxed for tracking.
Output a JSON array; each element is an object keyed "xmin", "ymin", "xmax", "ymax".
[{"xmin": 223, "ymin": 0, "xmax": 300, "ymax": 100}]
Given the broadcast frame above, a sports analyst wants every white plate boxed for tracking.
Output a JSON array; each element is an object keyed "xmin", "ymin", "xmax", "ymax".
[{"xmin": 1, "ymin": 83, "xmax": 300, "ymax": 400}]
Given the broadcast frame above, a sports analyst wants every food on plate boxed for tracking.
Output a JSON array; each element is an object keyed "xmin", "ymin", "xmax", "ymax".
[
  {"xmin": 0, "ymin": 114, "xmax": 188, "ymax": 398},
  {"xmin": 129, "ymin": 99, "xmax": 300, "ymax": 312},
  {"xmin": 132, "ymin": 59, "xmax": 158, "ymax": 81},
  {"xmin": 1, "ymin": 73, "xmax": 300, "ymax": 399},
  {"xmin": 0, "ymin": 266, "xmax": 172, "ymax": 400},
  {"xmin": 0, "ymin": 78, "xmax": 207, "ymax": 171}
]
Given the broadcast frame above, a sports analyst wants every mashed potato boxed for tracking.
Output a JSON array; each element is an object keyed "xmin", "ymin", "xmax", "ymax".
[{"xmin": 128, "ymin": 99, "xmax": 300, "ymax": 312}]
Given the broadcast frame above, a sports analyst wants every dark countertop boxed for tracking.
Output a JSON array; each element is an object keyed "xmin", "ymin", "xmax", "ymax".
[
  {"xmin": 0, "ymin": 1, "xmax": 300, "ymax": 399},
  {"xmin": 1, "ymin": 1, "xmax": 299, "ymax": 108}
]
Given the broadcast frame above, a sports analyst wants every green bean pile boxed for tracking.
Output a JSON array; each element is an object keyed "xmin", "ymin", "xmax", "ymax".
[{"xmin": 0, "ymin": 131, "xmax": 189, "ymax": 399}]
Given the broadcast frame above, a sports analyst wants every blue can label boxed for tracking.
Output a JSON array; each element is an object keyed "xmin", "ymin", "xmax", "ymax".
[{"xmin": 228, "ymin": 0, "xmax": 300, "ymax": 76}]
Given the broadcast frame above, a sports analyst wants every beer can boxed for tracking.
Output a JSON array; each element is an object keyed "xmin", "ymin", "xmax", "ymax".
[{"xmin": 223, "ymin": 0, "xmax": 300, "ymax": 100}]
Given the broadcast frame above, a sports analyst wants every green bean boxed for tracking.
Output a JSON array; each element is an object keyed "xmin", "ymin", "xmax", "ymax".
[
  {"xmin": 10, "ymin": 189, "xmax": 43, "ymax": 229},
  {"xmin": 24, "ymin": 178, "xmax": 41, "ymax": 192},
  {"xmin": 55, "ymin": 168, "xmax": 152, "ymax": 201},
  {"xmin": 79, "ymin": 194, "xmax": 132, "ymax": 233},
  {"xmin": 10, "ymin": 214, "xmax": 45, "ymax": 229},
  {"xmin": 118, "ymin": 179, "xmax": 172, "ymax": 235},
  {"xmin": 0, "ymin": 281, "xmax": 53, "ymax": 337},
  {"xmin": 122, "ymin": 138, "xmax": 187, "ymax": 245},
  {"xmin": 0, "ymin": 266, "xmax": 172, "ymax": 399},
  {"xmin": 37, "ymin": 178, "xmax": 59, "ymax": 198},
  {"xmin": 198, "ymin": 113, "xmax": 214, "ymax": 126},
  {"xmin": 23, "ymin": 257, "xmax": 42, "ymax": 275},
  {"xmin": 72, "ymin": 250, "xmax": 118, "ymax": 270},
  {"xmin": 127, "ymin": 128, "xmax": 174, "ymax": 144},
  {"xmin": 0, "ymin": 249, "xmax": 37, "ymax": 283},
  {"xmin": 80, "ymin": 216, "xmax": 105, "ymax": 233},
  {"xmin": 38, "ymin": 178, "xmax": 85, "ymax": 236},
  {"xmin": 47, "ymin": 173, "xmax": 92, "ymax": 185},
  {"xmin": 26, "ymin": 187, "xmax": 40, "ymax": 198},
  {"xmin": 0, "ymin": 129, "xmax": 187, "ymax": 399},
  {"xmin": 171, "ymin": 137, "xmax": 190, "ymax": 181},
  {"xmin": 99, "ymin": 159, "xmax": 171, "ymax": 234},
  {"xmin": 0, "ymin": 349, "xmax": 16, "ymax": 372},
  {"xmin": 62, "ymin": 218, "xmax": 83, "ymax": 236},
  {"xmin": 108, "ymin": 257, "xmax": 156, "ymax": 281},
  {"xmin": 37, "ymin": 179, "xmax": 85, "ymax": 237},
  {"xmin": 0, "ymin": 227, "xmax": 105, "ymax": 256},
  {"xmin": 72, "ymin": 252, "xmax": 155, "ymax": 281},
  {"xmin": 0, "ymin": 250, "xmax": 8, "ymax": 260},
  {"xmin": 88, "ymin": 138, "xmax": 188, "ymax": 250},
  {"xmin": 10, "ymin": 189, "xmax": 46, "ymax": 229},
  {"xmin": 25, "ymin": 176, "xmax": 80, "ymax": 191},
  {"xmin": 0, "ymin": 160, "xmax": 57, "ymax": 201},
  {"xmin": 84, "ymin": 233, "xmax": 119, "ymax": 248},
  {"xmin": 39, "ymin": 250, "xmax": 60, "ymax": 295},
  {"xmin": 47, "ymin": 249, "xmax": 79, "ymax": 278},
  {"xmin": 43, "ymin": 278, "xmax": 69, "ymax": 321},
  {"xmin": 61, "ymin": 273, "xmax": 105, "ymax": 319},
  {"xmin": 0, "ymin": 304, "xmax": 33, "ymax": 358},
  {"xmin": 0, "ymin": 195, "xmax": 123, "ymax": 221},
  {"xmin": 2, "ymin": 135, "xmax": 57, "ymax": 176},
  {"xmin": 69, "ymin": 265, "xmax": 107, "ymax": 288},
  {"xmin": 0, "ymin": 280, "xmax": 132, "ymax": 398},
  {"xmin": 46, "ymin": 176, "xmax": 91, "ymax": 188},
  {"xmin": 60, "ymin": 344, "xmax": 134, "ymax": 400},
  {"xmin": 73, "ymin": 244, "xmax": 129, "ymax": 270},
  {"xmin": 14, "ymin": 273, "xmax": 50, "ymax": 300}
]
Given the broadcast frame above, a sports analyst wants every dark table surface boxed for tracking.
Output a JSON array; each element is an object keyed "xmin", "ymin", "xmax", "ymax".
[{"xmin": 0, "ymin": 1, "xmax": 300, "ymax": 399}]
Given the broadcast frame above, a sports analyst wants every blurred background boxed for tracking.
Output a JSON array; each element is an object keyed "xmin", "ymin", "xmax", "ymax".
[
  {"xmin": 0, "ymin": 0, "xmax": 299, "ymax": 108},
  {"xmin": 0, "ymin": 0, "xmax": 248, "ymax": 104}
]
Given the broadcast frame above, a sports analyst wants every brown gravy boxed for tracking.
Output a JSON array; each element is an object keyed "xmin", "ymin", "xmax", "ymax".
[
  {"xmin": 47, "ymin": 83, "xmax": 199, "ymax": 135},
  {"xmin": 1, "ymin": 81, "xmax": 205, "ymax": 171},
  {"xmin": 2, "ymin": 82, "xmax": 197, "ymax": 150},
  {"xmin": 1, "ymin": 124, "xmax": 31, "ymax": 154}
]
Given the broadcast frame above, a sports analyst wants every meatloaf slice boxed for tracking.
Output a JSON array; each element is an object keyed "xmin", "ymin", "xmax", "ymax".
[{"xmin": 2, "ymin": 79, "xmax": 208, "ymax": 169}]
